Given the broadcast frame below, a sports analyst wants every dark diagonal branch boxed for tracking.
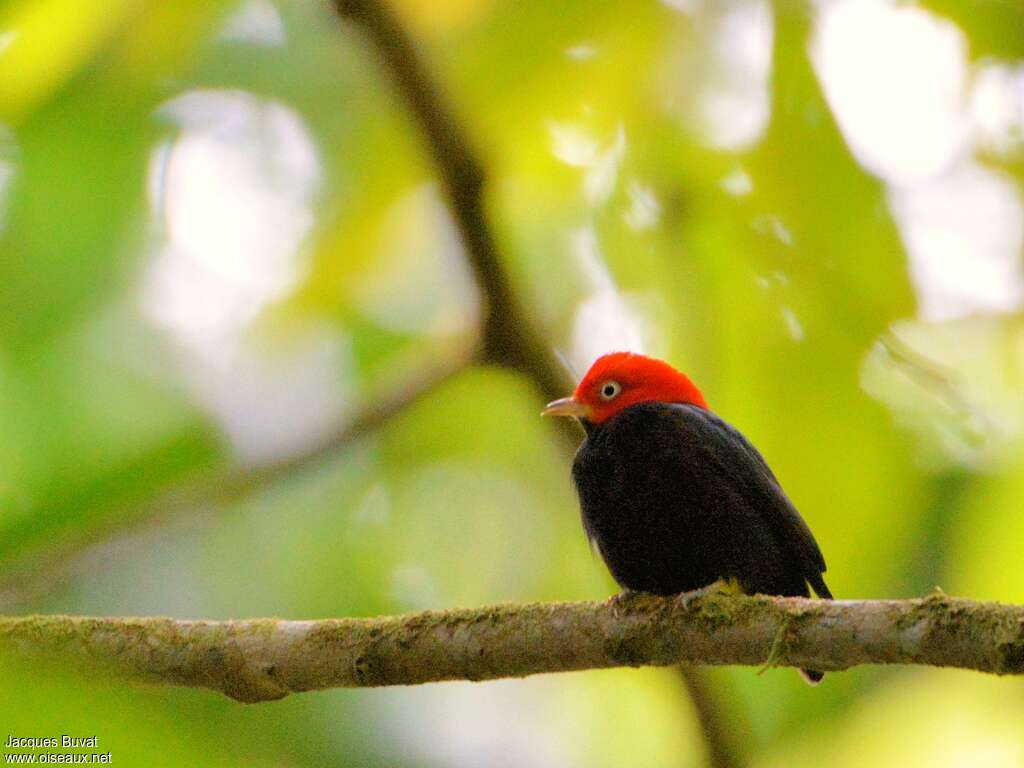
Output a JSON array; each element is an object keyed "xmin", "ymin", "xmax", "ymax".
[
  {"xmin": 332, "ymin": 0, "xmax": 570, "ymax": 404},
  {"xmin": 4, "ymin": 593, "xmax": 1023, "ymax": 704}
]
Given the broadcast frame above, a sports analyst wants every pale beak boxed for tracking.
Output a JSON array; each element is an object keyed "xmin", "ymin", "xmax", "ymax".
[{"xmin": 541, "ymin": 396, "xmax": 593, "ymax": 419}]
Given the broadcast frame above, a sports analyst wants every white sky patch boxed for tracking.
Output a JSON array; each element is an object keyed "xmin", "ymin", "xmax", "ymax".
[
  {"xmin": 565, "ymin": 43, "xmax": 598, "ymax": 61},
  {"xmin": 352, "ymin": 483, "xmax": 391, "ymax": 527},
  {"xmin": 548, "ymin": 122, "xmax": 627, "ymax": 206},
  {"xmin": 889, "ymin": 160, "xmax": 1024, "ymax": 322},
  {"xmin": 811, "ymin": 0, "xmax": 968, "ymax": 185},
  {"xmin": 183, "ymin": 326, "xmax": 355, "ymax": 465},
  {"xmin": 697, "ymin": 0, "xmax": 773, "ymax": 150},
  {"xmin": 584, "ymin": 125, "xmax": 626, "ymax": 205},
  {"xmin": 220, "ymin": 0, "xmax": 286, "ymax": 46},
  {"xmin": 0, "ymin": 30, "xmax": 18, "ymax": 54},
  {"xmin": 390, "ymin": 564, "xmax": 440, "ymax": 610},
  {"xmin": 781, "ymin": 306, "xmax": 805, "ymax": 342},
  {"xmin": 569, "ymin": 226, "xmax": 663, "ymax": 373},
  {"xmin": 350, "ymin": 183, "xmax": 478, "ymax": 336},
  {"xmin": 752, "ymin": 214, "xmax": 793, "ymax": 246},
  {"xmin": 623, "ymin": 180, "xmax": 661, "ymax": 230},
  {"xmin": 720, "ymin": 165, "xmax": 753, "ymax": 196},
  {"xmin": 381, "ymin": 680, "xmax": 572, "ymax": 768},
  {"xmin": 811, "ymin": 1, "xmax": 1024, "ymax": 323},
  {"xmin": 755, "ymin": 271, "xmax": 789, "ymax": 291},
  {"xmin": 662, "ymin": 0, "xmax": 701, "ymax": 13},
  {"xmin": 141, "ymin": 89, "xmax": 350, "ymax": 465},
  {"xmin": 145, "ymin": 91, "xmax": 319, "ymax": 346},
  {"xmin": 548, "ymin": 121, "xmax": 599, "ymax": 167},
  {"xmin": 970, "ymin": 62, "xmax": 1024, "ymax": 156}
]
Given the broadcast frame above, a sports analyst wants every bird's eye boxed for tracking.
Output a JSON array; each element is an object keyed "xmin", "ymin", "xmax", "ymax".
[{"xmin": 599, "ymin": 381, "xmax": 621, "ymax": 400}]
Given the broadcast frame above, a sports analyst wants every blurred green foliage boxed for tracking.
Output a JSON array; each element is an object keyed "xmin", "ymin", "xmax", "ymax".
[{"xmin": 2, "ymin": 0, "xmax": 1024, "ymax": 766}]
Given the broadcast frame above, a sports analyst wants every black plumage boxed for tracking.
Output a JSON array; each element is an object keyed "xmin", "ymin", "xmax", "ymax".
[{"xmin": 572, "ymin": 401, "xmax": 832, "ymax": 681}]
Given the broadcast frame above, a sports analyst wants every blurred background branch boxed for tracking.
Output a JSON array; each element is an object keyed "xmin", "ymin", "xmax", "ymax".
[
  {"xmin": 678, "ymin": 666, "xmax": 747, "ymax": 768},
  {"xmin": 0, "ymin": 349, "xmax": 470, "ymax": 611},
  {"xmin": 334, "ymin": 0, "xmax": 570, "ymax": 404}
]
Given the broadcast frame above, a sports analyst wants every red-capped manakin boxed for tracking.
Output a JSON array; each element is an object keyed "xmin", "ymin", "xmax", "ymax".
[{"xmin": 543, "ymin": 351, "xmax": 833, "ymax": 684}]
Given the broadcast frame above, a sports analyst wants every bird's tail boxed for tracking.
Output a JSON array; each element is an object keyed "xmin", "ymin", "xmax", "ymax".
[
  {"xmin": 798, "ymin": 573, "xmax": 833, "ymax": 685},
  {"xmin": 799, "ymin": 668, "xmax": 824, "ymax": 685},
  {"xmin": 809, "ymin": 572, "xmax": 833, "ymax": 600}
]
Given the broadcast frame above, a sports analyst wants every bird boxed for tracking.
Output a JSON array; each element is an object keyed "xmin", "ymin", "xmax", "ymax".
[{"xmin": 542, "ymin": 351, "xmax": 832, "ymax": 684}]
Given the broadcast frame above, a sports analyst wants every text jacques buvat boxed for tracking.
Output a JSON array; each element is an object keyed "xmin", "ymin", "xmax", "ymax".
[{"xmin": 5, "ymin": 736, "xmax": 110, "ymax": 765}]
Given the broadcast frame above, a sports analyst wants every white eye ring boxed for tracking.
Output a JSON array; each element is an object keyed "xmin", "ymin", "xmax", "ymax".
[{"xmin": 599, "ymin": 381, "xmax": 621, "ymax": 400}]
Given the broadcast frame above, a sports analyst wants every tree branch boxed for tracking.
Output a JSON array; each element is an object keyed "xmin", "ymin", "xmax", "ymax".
[
  {"xmin": 4, "ymin": 593, "xmax": 1023, "ymax": 703},
  {"xmin": 332, "ymin": 0, "xmax": 570, "ymax": 404}
]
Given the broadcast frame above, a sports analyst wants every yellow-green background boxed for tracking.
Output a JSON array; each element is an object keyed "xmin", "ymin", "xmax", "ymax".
[{"xmin": 2, "ymin": 0, "xmax": 1024, "ymax": 765}]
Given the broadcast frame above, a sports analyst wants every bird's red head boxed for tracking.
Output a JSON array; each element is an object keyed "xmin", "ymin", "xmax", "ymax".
[{"xmin": 543, "ymin": 352, "xmax": 708, "ymax": 425}]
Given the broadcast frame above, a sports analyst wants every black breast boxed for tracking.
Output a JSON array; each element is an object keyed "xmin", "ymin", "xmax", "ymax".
[{"xmin": 572, "ymin": 401, "xmax": 830, "ymax": 599}]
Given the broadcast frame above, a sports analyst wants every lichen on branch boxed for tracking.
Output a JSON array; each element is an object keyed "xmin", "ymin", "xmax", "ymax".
[{"xmin": 2, "ymin": 592, "xmax": 1022, "ymax": 703}]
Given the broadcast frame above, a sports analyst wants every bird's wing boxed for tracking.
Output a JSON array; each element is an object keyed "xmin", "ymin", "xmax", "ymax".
[{"xmin": 669, "ymin": 404, "xmax": 831, "ymax": 597}]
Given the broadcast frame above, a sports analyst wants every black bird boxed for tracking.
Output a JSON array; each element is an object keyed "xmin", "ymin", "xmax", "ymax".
[{"xmin": 543, "ymin": 352, "xmax": 833, "ymax": 683}]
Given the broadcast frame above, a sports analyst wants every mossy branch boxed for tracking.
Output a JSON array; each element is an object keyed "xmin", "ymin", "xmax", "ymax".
[{"xmin": 4, "ymin": 593, "xmax": 1023, "ymax": 703}]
